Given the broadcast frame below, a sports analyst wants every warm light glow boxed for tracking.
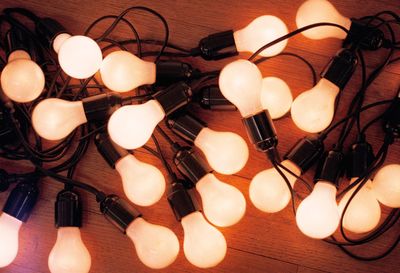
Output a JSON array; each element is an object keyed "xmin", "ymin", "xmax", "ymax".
[
  {"xmin": 53, "ymin": 33, "xmax": 72, "ymax": 54},
  {"xmin": 291, "ymin": 78, "xmax": 339, "ymax": 133},
  {"xmin": 296, "ymin": 181, "xmax": 340, "ymax": 239},
  {"xmin": 296, "ymin": 0, "xmax": 351, "ymax": 40},
  {"xmin": 194, "ymin": 128, "xmax": 249, "ymax": 175},
  {"xmin": 32, "ymin": 98, "xmax": 87, "ymax": 141},
  {"xmin": 100, "ymin": 51, "xmax": 156, "ymax": 92},
  {"xmin": 234, "ymin": 15, "xmax": 288, "ymax": 57},
  {"xmin": 108, "ymin": 100, "xmax": 165, "ymax": 149},
  {"xmin": 260, "ymin": 77, "xmax": 293, "ymax": 119},
  {"xmin": 1, "ymin": 50, "xmax": 45, "ymax": 103},
  {"xmin": 115, "ymin": 154, "xmax": 166, "ymax": 206},
  {"xmin": 126, "ymin": 218, "xmax": 179, "ymax": 269},
  {"xmin": 182, "ymin": 212, "xmax": 227, "ymax": 268},
  {"xmin": 372, "ymin": 164, "xmax": 400, "ymax": 208},
  {"xmin": 58, "ymin": 35, "xmax": 103, "ymax": 79},
  {"xmin": 338, "ymin": 178, "xmax": 381, "ymax": 234},
  {"xmin": 219, "ymin": 59, "xmax": 263, "ymax": 117},
  {"xmin": 249, "ymin": 160, "xmax": 301, "ymax": 213},
  {"xmin": 48, "ymin": 227, "xmax": 91, "ymax": 273},
  {"xmin": 196, "ymin": 173, "xmax": 246, "ymax": 227},
  {"xmin": 0, "ymin": 213, "xmax": 22, "ymax": 268}
]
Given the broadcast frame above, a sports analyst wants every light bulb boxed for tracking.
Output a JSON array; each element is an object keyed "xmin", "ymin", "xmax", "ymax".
[
  {"xmin": 372, "ymin": 164, "xmax": 400, "ymax": 208},
  {"xmin": 338, "ymin": 178, "xmax": 381, "ymax": 234},
  {"xmin": 100, "ymin": 51, "xmax": 156, "ymax": 92},
  {"xmin": 249, "ymin": 160, "xmax": 301, "ymax": 213},
  {"xmin": 108, "ymin": 100, "xmax": 165, "ymax": 149},
  {"xmin": 115, "ymin": 154, "xmax": 166, "ymax": 206},
  {"xmin": 296, "ymin": 181, "xmax": 340, "ymax": 239},
  {"xmin": 126, "ymin": 218, "xmax": 179, "ymax": 269},
  {"xmin": 48, "ymin": 227, "xmax": 91, "ymax": 273},
  {"xmin": 32, "ymin": 98, "xmax": 87, "ymax": 141},
  {"xmin": 260, "ymin": 77, "xmax": 293, "ymax": 119},
  {"xmin": 182, "ymin": 211, "xmax": 227, "ymax": 268},
  {"xmin": 234, "ymin": 15, "xmax": 288, "ymax": 57},
  {"xmin": 296, "ymin": 0, "xmax": 351, "ymax": 40},
  {"xmin": 0, "ymin": 213, "xmax": 22, "ymax": 268},
  {"xmin": 1, "ymin": 50, "xmax": 45, "ymax": 103},
  {"xmin": 194, "ymin": 128, "xmax": 249, "ymax": 174},
  {"xmin": 219, "ymin": 59, "xmax": 263, "ymax": 117},
  {"xmin": 291, "ymin": 78, "xmax": 339, "ymax": 133},
  {"xmin": 196, "ymin": 173, "xmax": 246, "ymax": 227},
  {"xmin": 58, "ymin": 35, "xmax": 103, "ymax": 79}
]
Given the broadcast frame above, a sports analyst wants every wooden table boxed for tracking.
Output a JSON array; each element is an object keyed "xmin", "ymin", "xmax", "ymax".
[{"xmin": 0, "ymin": 0, "xmax": 399, "ymax": 272}]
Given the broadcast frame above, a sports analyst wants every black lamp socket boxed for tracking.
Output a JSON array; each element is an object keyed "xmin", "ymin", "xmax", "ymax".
[
  {"xmin": 167, "ymin": 113, "xmax": 206, "ymax": 143},
  {"xmin": 346, "ymin": 141, "xmax": 374, "ymax": 178},
  {"xmin": 94, "ymin": 131, "xmax": 129, "ymax": 168},
  {"xmin": 197, "ymin": 85, "xmax": 237, "ymax": 111},
  {"xmin": 55, "ymin": 190, "xmax": 82, "ymax": 228},
  {"xmin": 155, "ymin": 61, "xmax": 194, "ymax": 86},
  {"xmin": 6, "ymin": 28, "xmax": 30, "ymax": 58},
  {"xmin": 167, "ymin": 180, "xmax": 199, "ymax": 221},
  {"xmin": 196, "ymin": 30, "xmax": 238, "ymax": 60},
  {"xmin": 174, "ymin": 147, "xmax": 211, "ymax": 184},
  {"xmin": 35, "ymin": 17, "xmax": 68, "ymax": 48},
  {"xmin": 383, "ymin": 97, "xmax": 400, "ymax": 139},
  {"xmin": 314, "ymin": 150, "xmax": 345, "ymax": 187},
  {"xmin": 152, "ymin": 82, "xmax": 192, "ymax": 116},
  {"xmin": 343, "ymin": 19, "xmax": 385, "ymax": 50},
  {"xmin": 82, "ymin": 93, "xmax": 128, "ymax": 122}
]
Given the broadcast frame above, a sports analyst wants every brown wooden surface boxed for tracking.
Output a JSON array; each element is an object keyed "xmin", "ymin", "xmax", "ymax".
[{"xmin": 0, "ymin": 0, "xmax": 399, "ymax": 273}]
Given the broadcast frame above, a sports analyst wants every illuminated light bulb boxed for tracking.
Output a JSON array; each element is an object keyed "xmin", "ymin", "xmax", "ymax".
[
  {"xmin": 126, "ymin": 217, "xmax": 179, "ymax": 269},
  {"xmin": 48, "ymin": 227, "xmax": 91, "ymax": 273},
  {"xmin": 296, "ymin": 0, "xmax": 351, "ymax": 40},
  {"xmin": 338, "ymin": 178, "xmax": 381, "ymax": 234},
  {"xmin": 291, "ymin": 78, "xmax": 339, "ymax": 133},
  {"xmin": 52, "ymin": 33, "xmax": 72, "ymax": 54},
  {"xmin": 115, "ymin": 154, "xmax": 166, "ymax": 206},
  {"xmin": 249, "ymin": 160, "xmax": 301, "ymax": 213},
  {"xmin": 296, "ymin": 181, "xmax": 340, "ymax": 239},
  {"xmin": 1, "ymin": 50, "xmax": 45, "ymax": 103},
  {"xmin": 182, "ymin": 211, "xmax": 227, "ymax": 268},
  {"xmin": 196, "ymin": 173, "xmax": 246, "ymax": 227},
  {"xmin": 100, "ymin": 51, "xmax": 156, "ymax": 92},
  {"xmin": 219, "ymin": 59, "xmax": 263, "ymax": 117},
  {"xmin": 0, "ymin": 213, "xmax": 22, "ymax": 268},
  {"xmin": 194, "ymin": 128, "xmax": 249, "ymax": 174},
  {"xmin": 58, "ymin": 35, "xmax": 103, "ymax": 79},
  {"xmin": 260, "ymin": 77, "xmax": 293, "ymax": 119},
  {"xmin": 108, "ymin": 100, "xmax": 165, "ymax": 149},
  {"xmin": 234, "ymin": 15, "xmax": 288, "ymax": 57},
  {"xmin": 32, "ymin": 98, "xmax": 87, "ymax": 141},
  {"xmin": 372, "ymin": 164, "xmax": 400, "ymax": 208}
]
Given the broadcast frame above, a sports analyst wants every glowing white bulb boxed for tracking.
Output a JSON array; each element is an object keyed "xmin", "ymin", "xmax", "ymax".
[
  {"xmin": 261, "ymin": 77, "xmax": 293, "ymax": 119},
  {"xmin": 196, "ymin": 173, "xmax": 246, "ymax": 227},
  {"xmin": 100, "ymin": 51, "xmax": 156, "ymax": 92},
  {"xmin": 234, "ymin": 15, "xmax": 288, "ymax": 57},
  {"xmin": 48, "ymin": 227, "xmax": 91, "ymax": 273},
  {"xmin": 108, "ymin": 100, "xmax": 165, "ymax": 149},
  {"xmin": 338, "ymin": 178, "xmax": 381, "ymax": 234},
  {"xmin": 53, "ymin": 33, "xmax": 72, "ymax": 54},
  {"xmin": 32, "ymin": 98, "xmax": 87, "ymax": 141},
  {"xmin": 291, "ymin": 78, "xmax": 339, "ymax": 133},
  {"xmin": 115, "ymin": 154, "xmax": 166, "ymax": 206},
  {"xmin": 182, "ymin": 212, "xmax": 227, "ymax": 268},
  {"xmin": 296, "ymin": 0, "xmax": 351, "ymax": 40},
  {"xmin": 0, "ymin": 213, "xmax": 22, "ymax": 268},
  {"xmin": 58, "ymin": 35, "xmax": 103, "ymax": 79},
  {"xmin": 372, "ymin": 164, "xmax": 400, "ymax": 208},
  {"xmin": 194, "ymin": 128, "xmax": 249, "ymax": 175},
  {"xmin": 126, "ymin": 218, "xmax": 179, "ymax": 269},
  {"xmin": 249, "ymin": 160, "xmax": 301, "ymax": 213},
  {"xmin": 1, "ymin": 50, "xmax": 45, "ymax": 103},
  {"xmin": 296, "ymin": 181, "xmax": 340, "ymax": 239},
  {"xmin": 219, "ymin": 59, "xmax": 263, "ymax": 117}
]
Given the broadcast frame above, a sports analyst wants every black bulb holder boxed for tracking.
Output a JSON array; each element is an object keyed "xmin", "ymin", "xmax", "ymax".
[
  {"xmin": 321, "ymin": 48, "xmax": 358, "ymax": 90},
  {"xmin": 167, "ymin": 180, "xmax": 199, "ymax": 221},
  {"xmin": 167, "ymin": 113, "xmax": 206, "ymax": 143},
  {"xmin": 194, "ymin": 30, "xmax": 238, "ymax": 60},
  {"xmin": 5, "ymin": 27, "xmax": 30, "ymax": 58},
  {"xmin": 155, "ymin": 61, "xmax": 197, "ymax": 86},
  {"xmin": 343, "ymin": 19, "xmax": 385, "ymax": 50},
  {"xmin": 94, "ymin": 131, "xmax": 129, "ymax": 168},
  {"xmin": 82, "ymin": 93, "xmax": 130, "ymax": 122},
  {"xmin": 55, "ymin": 190, "xmax": 82, "ymax": 228},
  {"xmin": 174, "ymin": 147, "xmax": 211, "ymax": 185},
  {"xmin": 196, "ymin": 85, "xmax": 237, "ymax": 111},
  {"xmin": 100, "ymin": 195, "xmax": 141, "ymax": 233},
  {"xmin": 284, "ymin": 136, "xmax": 324, "ymax": 173},
  {"xmin": 314, "ymin": 150, "xmax": 345, "ymax": 187},
  {"xmin": 35, "ymin": 17, "xmax": 68, "ymax": 48},
  {"xmin": 346, "ymin": 140, "xmax": 374, "ymax": 178},
  {"xmin": 383, "ymin": 97, "xmax": 400, "ymax": 139},
  {"xmin": 2, "ymin": 182, "xmax": 39, "ymax": 222},
  {"xmin": 152, "ymin": 82, "xmax": 192, "ymax": 116}
]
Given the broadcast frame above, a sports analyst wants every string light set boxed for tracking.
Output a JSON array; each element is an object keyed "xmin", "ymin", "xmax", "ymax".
[{"xmin": 0, "ymin": 0, "xmax": 399, "ymax": 272}]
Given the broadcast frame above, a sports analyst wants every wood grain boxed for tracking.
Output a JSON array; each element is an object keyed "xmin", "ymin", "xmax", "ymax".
[{"xmin": 0, "ymin": 1, "xmax": 399, "ymax": 273}]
